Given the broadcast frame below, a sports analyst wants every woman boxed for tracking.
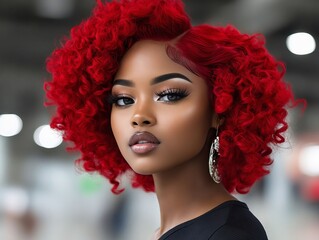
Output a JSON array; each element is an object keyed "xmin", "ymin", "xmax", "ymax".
[{"xmin": 45, "ymin": 0, "xmax": 296, "ymax": 239}]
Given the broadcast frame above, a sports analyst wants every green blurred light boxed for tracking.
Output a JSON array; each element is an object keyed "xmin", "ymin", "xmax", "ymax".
[{"xmin": 78, "ymin": 173, "xmax": 104, "ymax": 195}]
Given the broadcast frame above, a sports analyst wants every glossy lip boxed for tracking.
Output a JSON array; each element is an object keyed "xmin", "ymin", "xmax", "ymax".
[{"xmin": 129, "ymin": 131, "xmax": 160, "ymax": 154}]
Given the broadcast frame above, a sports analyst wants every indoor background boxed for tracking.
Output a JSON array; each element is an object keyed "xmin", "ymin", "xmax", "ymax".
[{"xmin": 0, "ymin": 0, "xmax": 319, "ymax": 239}]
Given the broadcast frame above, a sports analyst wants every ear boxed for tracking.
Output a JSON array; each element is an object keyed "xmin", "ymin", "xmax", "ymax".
[{"xmin": 211, "ymin": 113, "xmax": 224, "ymax": 129}]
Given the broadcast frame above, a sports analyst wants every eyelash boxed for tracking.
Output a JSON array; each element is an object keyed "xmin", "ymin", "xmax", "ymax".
[
  {"xmin": 155, "ymin": 88, "xmax": 190, "ymax": 102},
  {"xmin": 110, "ymin": 88, "xmax": 190, "ymax": 107},
  {"xmin": 109, "ymin": 94, "xmax": 134, "ymax": 107}
]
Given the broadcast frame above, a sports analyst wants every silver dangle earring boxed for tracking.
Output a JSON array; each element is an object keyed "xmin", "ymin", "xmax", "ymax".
[{"xmin": 209, "ymin": 126, "xmax": 221, "ymax": 183}]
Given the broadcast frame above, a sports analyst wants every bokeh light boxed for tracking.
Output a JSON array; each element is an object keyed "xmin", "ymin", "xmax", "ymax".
[
  {"xmin": 0, "ymin": 114, "xmax": 23, "ymax": 137},
  {"xmin": 286, "ymin": 32, "xmax": 316, "ymax": 55},
  {"xmin": 33, "ymin": 124, "xmax": 63, "ymax": 149},
  {"xmin": 299, "ymin": 145, "xmax": 319, "ymax": 177}
]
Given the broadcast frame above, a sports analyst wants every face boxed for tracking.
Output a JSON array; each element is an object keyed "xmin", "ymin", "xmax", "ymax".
[{"xmin": 110, "ymin": 40, "xmax": 215, "ymax": 175}]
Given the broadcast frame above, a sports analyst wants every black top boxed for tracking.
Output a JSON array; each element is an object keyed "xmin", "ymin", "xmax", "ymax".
[{"xmin": 158, "ymin": 200, "xmax": 268, "ymax": 240}]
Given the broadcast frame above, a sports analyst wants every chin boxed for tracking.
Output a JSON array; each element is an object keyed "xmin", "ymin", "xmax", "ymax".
[
  {"xmin": 131, "ymin": 166, "xmax": 155, "ymax": 175},
  {"xmin": 129, "ymin": 162, "xmax": 162, "ymax": 176}
]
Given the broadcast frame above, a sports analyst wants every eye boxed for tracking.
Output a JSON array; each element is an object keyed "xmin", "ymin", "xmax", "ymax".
[
  {"xmin": 155, "ymin": 88, "xmax": 190, "ymax": 103},
  {"xmin": 111, "ymin": 95, "xmax": 135, "ymax": 107}
]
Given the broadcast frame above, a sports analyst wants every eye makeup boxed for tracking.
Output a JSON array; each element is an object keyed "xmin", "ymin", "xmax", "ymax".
[{"xmin": 155, "ymin": 88, "xmax": 190, "ymax": 102}]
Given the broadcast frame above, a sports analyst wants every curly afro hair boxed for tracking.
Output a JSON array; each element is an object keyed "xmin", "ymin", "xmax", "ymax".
[{"xmin": 45, "ymin": 0, "xmax": 296, "ymax": 194}]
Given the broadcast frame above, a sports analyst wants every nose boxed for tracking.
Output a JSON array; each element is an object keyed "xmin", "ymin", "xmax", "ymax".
[{"xmin": 131, "ymin": 103, "xmax": 156, "ymax": 127}]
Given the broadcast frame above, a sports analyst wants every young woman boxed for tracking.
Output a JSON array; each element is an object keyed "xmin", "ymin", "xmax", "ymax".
[{"xmin": 45, "ymin": 0, "xmax": 296, "ymax": 239}]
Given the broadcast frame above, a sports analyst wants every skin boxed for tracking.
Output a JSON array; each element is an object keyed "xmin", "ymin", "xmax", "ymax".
[{"xmin": 110, "ymin": 40, "xmax": 235, "ymax": 238}]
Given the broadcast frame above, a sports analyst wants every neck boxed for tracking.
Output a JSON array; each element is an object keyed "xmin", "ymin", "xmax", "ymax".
[{"xmin": 152, "ymin": 155, "xmax": 235, "ymax": 237}]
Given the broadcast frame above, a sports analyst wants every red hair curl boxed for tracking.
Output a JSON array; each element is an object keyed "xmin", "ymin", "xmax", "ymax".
[
  {"xmin": 167, "ymin": 25, "xmax": 295, "ymax": 193},
  {"xmin": 45, "ymin": 0, "xmax": 296, "ymax": 194}
]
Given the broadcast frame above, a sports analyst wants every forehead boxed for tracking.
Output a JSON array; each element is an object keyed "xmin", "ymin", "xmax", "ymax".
[{"xmin": 115, "ymin": 40, "xmax": 190, "ymax": 78}]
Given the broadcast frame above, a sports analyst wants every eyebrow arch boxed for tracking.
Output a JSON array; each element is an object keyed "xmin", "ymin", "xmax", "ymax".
[
  {"xmin": 151, "ymin": 73, "xmax": 192, "ymax": 85},
  {"xmin": 113, "ymin": 72, "xmax": 192, "ymax": 87}
]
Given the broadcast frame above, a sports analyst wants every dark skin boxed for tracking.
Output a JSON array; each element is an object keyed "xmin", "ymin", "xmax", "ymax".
[
  {"xmin": 152, "ymin": 146, "xmax": 235, "ymax": 238},
  {"xmin": 110, "ymin": 40, "xmax": 235, "ymax": 239}
]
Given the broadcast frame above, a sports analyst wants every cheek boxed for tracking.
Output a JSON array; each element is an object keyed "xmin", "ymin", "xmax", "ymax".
[
  {"xmin": 110, "ymin": 109, "xmax": 128, "ymax": 145},
  {"xmin": 159, "ymin": 100, "xmax": 212, "ymax": 149}
]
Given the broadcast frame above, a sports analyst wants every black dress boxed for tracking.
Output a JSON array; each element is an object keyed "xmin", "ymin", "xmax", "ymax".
[{"xmin": 158, "ymin": 200, "xmax": 268, "ymax": 240}]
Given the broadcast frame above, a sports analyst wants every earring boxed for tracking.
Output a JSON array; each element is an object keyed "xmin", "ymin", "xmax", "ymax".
[{"xmin": 209, "ymin": 127, "xmax": 221, "ymax": 183}]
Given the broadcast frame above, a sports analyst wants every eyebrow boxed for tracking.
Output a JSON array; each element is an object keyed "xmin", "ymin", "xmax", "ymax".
[
  {"xmin": 151, "ymin": 73, "xmax": 192, "ymax": 85},
  {"xmin": 113, "ymin": 73, "xmax": 192, "ymax": 87}
]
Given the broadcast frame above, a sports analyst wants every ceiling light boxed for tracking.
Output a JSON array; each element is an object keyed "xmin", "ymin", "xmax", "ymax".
[
  {"xmin": 33, "ymin": 124, "xmax": 63, "ymax": 149},
  {"xmin": 286, "ymin": 32, "xmax": 316, "ymax": 55},
  {"xmin": 299, "ymin": 145, "xmax": 319, "ymax": 177},
  {"xmin": 0, "ymin": 114, "xmax": 23, "ymax": 137}
]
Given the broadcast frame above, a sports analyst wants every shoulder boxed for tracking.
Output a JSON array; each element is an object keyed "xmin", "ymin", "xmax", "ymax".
[
  {"xmin": 209, "ymin": 224, "xmax": 267, "ymax": 240},
  {"xmin": 208, "ymin": 201, "xmax": 268, "ymax": 240},
  {"xmin": 159, "ymin": 200, "xmax": 268, "ymax": 240}
]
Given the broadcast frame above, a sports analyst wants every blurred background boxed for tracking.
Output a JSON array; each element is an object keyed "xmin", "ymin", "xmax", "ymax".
[{"xmin": 0, "ymin": 0, "xmax": 319, "ymax": 239}]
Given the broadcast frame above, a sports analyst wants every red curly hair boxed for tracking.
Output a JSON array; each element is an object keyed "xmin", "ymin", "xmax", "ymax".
[{"xmin": 45, "ymin": 0, "xmax": 295, "ymax": 194}]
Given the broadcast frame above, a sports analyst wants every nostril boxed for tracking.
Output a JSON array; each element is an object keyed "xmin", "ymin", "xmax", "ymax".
[
  {"xmin": 131, "ymin": 114, "xmax": 155, "ymax": 127},
  {"xmin": 131, "ymin": 119, "xmax": 152, "ymax": 126}
]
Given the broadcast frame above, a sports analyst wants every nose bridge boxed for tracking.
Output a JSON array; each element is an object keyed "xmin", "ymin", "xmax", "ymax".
[{"xmin": 131, "ymin": 95, "xmax": 156, "ymax": 127}]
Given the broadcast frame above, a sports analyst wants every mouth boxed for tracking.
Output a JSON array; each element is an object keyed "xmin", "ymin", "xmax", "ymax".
[{"xmin": 129, "ymin": 131, "xmax": 160, "ymax": 154}]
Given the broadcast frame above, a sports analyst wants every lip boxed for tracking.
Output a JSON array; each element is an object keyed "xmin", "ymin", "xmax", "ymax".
[{"xmin": 129, "ymin": 131, "xmax": 160, "ymax": 154}]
